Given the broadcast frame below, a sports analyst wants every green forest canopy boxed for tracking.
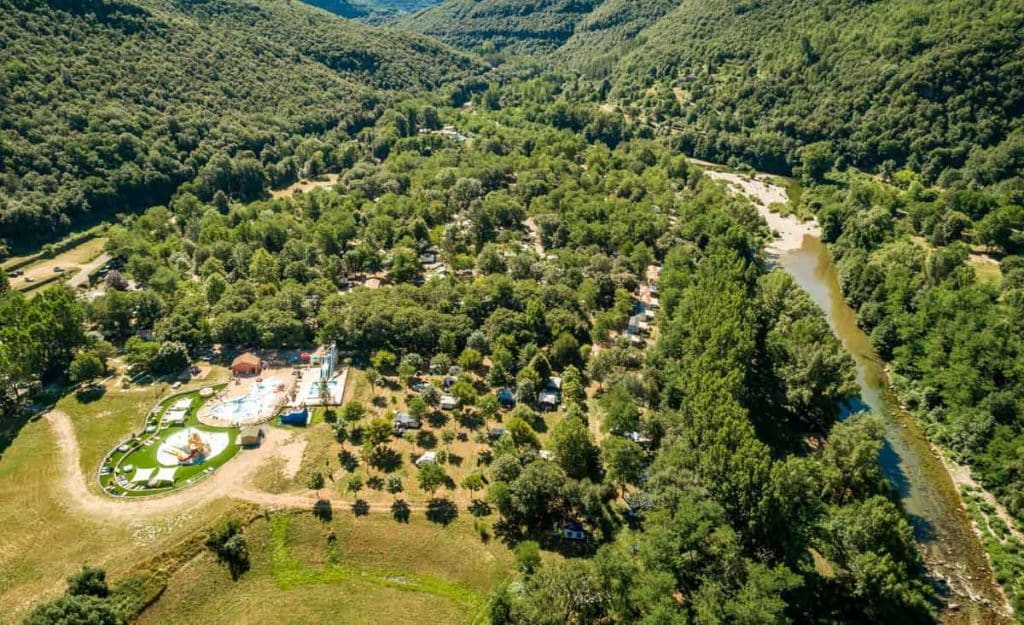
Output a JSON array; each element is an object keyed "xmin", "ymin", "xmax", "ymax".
[
  {"xmin": 407, "ymin": 0, "xmax": 1024, "ymax": 190},
  {"xmin": 0, "ymin": 0, "xmax": 484, "ymax": 251},
  {"xmin": 5, "ymin": 80, "xmax": 937, "ymax": 623}
]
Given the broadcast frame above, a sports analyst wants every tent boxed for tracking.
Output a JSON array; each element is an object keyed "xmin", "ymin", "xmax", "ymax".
[
  {"xmin": 163, "ymin": 408, "xmax": 187, "ymax": 425},
  {"xmin": 439, "ymin": 395, "xmax": 458, "ymax": 410},
  {"xmin": 496, "ymin": 388, "xmax": 515, "ymax": 407},
  {"xmin": 171, "ymin": 397, "xmax": 193, "ymax": 411},
  {"xmin": 152, "ymin": 467, "xmax": 177, "ymax": 485},
  {"xmin": 279, "ymin": 407, "xmax": 310, "ymax": 426},
  {"xmin": 393, "ymin": 412, "xmax": 420, "ymax": 431},
  {"xmin": 130, "ymin": 467, "xmax": 155, "ymax": 483}
]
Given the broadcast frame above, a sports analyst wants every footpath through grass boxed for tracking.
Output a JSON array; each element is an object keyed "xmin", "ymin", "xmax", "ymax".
[{"xmin": 0, "ymin": 375, "xmax": 235, "ymax": 620}]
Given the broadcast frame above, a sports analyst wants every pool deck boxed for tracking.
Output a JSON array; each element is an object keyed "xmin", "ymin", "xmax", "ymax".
[
  {"xmin": 197, "ymin": 365, "xmax": 296, "ymax": 426},
  {"xmin": 293, "ymin": 366, "xmax": 348, "ymax": 407}
]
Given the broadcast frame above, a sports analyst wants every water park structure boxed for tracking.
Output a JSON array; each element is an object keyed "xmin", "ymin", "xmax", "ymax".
[
  {"xmin": 97, "ymin": 346, "xmax": 346, "ymax": 497},
  {"xmin": 99, "ymin": 386, "xmax": 242, "ymax": 497},
  {"xmin": 198, "ymin": 364, "xmax": 296, "ymax": 427},
  {"xmin": 293, "ymin": 343, "xmax": 346, "ymax": 407}
]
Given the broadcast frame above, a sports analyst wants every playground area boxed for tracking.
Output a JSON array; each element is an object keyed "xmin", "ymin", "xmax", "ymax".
[
  {"xmin": 99, "ymin": 387, "xmax": 242, "ymax": 497},
  {"xmin": 198, "ymin": 366, "xmax": 295, "ymax": 426}
]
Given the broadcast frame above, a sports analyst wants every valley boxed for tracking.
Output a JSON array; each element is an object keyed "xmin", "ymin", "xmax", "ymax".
[
  {"xmin": 1, "ymin": 1, "xmax": 1022, "ymax": 625},
  {"xmin": 709, "ymin": 168, "xmax": 1014, "ymax": 623}
]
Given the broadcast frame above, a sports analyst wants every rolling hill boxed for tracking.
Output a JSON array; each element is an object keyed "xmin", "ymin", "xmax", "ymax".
[
  {"xmin": 405, "ymin": 0, "xmax": 1024, "ymax": 187},
  {"xmin": 302, "ymin": 0, "xmax": 441, "ymax": 20},
  {"xmin": 0, "ymin": 0, "xmax": 483, "ymax": 250},
  {"xmin": 397, "ymin": 0, "xmax": 605, "ymax": 55},
  {"xmin": 600, "ymin": 0, "xmax": 1024, "ymax": 182}
]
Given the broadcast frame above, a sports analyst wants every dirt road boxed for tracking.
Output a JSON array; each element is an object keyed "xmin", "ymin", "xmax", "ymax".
[
  {"xmin": 66, "ymin": 252, "xmax": 111, "ymax": 289},
  {"xmin": 10, "ymin": 238, "xmax": 109, "ymax": 292},
  {"xmin": 45, "ymin": 411, "xmax": 435, "ymax": 523}
]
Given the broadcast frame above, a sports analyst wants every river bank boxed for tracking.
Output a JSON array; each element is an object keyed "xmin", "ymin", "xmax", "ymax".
[
  {"xmin": 700, "ymin": 168, "xmax": 819, "ymax": 256},
  {"xmin": 699, "ymin": 164, "xmax": 1013, "ymax": 624}
]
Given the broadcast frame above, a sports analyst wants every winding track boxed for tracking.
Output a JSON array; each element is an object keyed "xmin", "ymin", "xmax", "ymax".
[{"xmin": 45, "ymin": 411, "xmax": 431, "ymax": 522}]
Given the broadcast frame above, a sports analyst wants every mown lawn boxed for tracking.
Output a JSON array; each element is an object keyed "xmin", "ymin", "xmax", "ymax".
[
  {"xmin": 99, "ymin": 385, "xmax": 240, "ymax": 497},
  {"xmin": 138, "ymin": 512, "xmax": 514, "ymax": 625}
]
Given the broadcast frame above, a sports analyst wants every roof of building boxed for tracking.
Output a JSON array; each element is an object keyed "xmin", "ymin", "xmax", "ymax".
[
  {"xmin": 232, "ymin": 352, "xmax": 260, "ymax": 367},
  {"xmin": 394, "ymin": 412, "xmax": 420, "ymax": 427},
  {"xmin": 538, "ymin": 390, "xmax": 561, "ymax": 405}
]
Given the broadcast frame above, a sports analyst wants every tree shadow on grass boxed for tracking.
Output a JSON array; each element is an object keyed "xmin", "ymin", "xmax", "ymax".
[
  {"xmin": 0, "ymin": 410, "xmax": 37, "ymax": 461},
  {"xmin": 416, "ymin": 430, "xmax": 437, "ymax": 449},
  {"xmin": 468, "ymin": 499, "xmax": 492, "ymax": 517},
  {"xmin": 457, "ymin": 411, "xmax": 483, "ymax": 431},
  {"xmin": 391, "ymin": 499, "xmax": 410, "ymax": 523},
  {"xmin": 352, "ymin": 499, "xmax": 369, "ymax": 517},
  {"xmin": 366, "ymin": 446, "xmax": 403, "ymax": 472},
  {"xmin": 337, "ymin": 449, "xmax": 359, "ymax": 472},
  {"xmin": 313, "ymin": 499, "xmax": 333, "ymax": 523},
  {"xmin": 427, "ymin": 411, "xmax": 449, "ymax": 428},
  {"xmin": 426, "ymin": 497, "xmax": 458, "ymax": 526},
  {"xmin": 74, "ymin": 384, "xmax": 106, "ymax": 403}
]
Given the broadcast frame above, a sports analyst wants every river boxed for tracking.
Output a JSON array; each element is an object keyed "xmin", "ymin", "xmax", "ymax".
[{"xmin": 703, "ymin": 168, "xmax": 1010, "ymax": 624}]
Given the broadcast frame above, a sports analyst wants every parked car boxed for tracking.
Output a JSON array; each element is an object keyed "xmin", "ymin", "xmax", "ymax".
[
  {"xmin": 53, "ymin": 266, "xmax": 65, "ymax": 273},
  {"xmin": 23, "ymin": 275, "xmax": 34, "ymax": 282}
]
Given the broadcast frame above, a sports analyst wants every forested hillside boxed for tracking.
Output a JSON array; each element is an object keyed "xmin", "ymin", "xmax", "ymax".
[
  {"xmin": 303, "ymin": 0, "xmax": 440, "ymax": 20},
  {"xmin": 398, "ymin": 0, "xmax": 604, "ymax": 55},
  {"xmin": 553, "ymin": 0, "xmax": 677, "ymax": 65},
  {"xmin": 408, "ymin": 0, "xmax": 1024, "ymax": 190},
  {"xmin": 6, "ymin": 78, "xmax": 938, "ymax": 624},
  {"xmin": 0, "ymin": 0, "xmax": 483, "ymax": 251},
  {"xmin": 604, "ymin": 0, "xmax": 1024, "ymax": 187}
]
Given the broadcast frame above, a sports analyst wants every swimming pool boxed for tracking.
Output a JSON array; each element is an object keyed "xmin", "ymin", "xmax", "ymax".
[
  {"xmin": 208, "ymin": 378, "xmax": 283, "ymax": 425},
  {"xmin": 305, "ymin": 378, "xmax": 342, "ymax": 402}
]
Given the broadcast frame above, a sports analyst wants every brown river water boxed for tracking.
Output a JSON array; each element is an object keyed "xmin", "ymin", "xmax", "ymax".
[
  {"xmin": 696, "ymin": 163, "xmax": 1009, "ymax": 623},
  {"xmin": 780, "ymin": 234, "xmax": 1009, "ymax": 624}
]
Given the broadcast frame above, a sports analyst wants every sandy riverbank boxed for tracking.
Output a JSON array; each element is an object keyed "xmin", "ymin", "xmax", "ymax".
[{"xmin": 699, "ymin": 168, "xmax": 820, "ymax": 255}]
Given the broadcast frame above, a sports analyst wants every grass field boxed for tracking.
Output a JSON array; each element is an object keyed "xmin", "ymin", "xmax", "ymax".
[
  {"xmin": 137, "ymin": 512, "xmax": 514, "ymax": 625},
  {"xmin": 0, "ymin": 373, "xmax": 235, "ymax": 620},
  {"xmin": 7, "ymin": 236, "xmax": 107, "ymax": 292},
  {"xmin": 1, "ymin": 363, "xmax": 529, "ymax": 622}
]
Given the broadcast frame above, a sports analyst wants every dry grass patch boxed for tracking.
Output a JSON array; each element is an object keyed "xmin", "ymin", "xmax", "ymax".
[
  {"xmin": 0, "ymin": 369, "xmax": 235, "ymax": 619},
  {"xmin": 138, "ymin": 512, "xmax": 513, "ymax": 625}
]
